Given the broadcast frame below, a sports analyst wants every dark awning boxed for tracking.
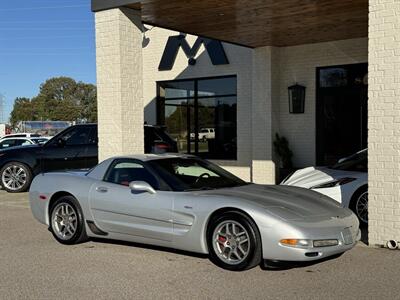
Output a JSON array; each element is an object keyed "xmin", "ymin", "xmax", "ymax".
[{"xmin": 92, "ymin": 0, "xmax": 368, "ymax": 48}]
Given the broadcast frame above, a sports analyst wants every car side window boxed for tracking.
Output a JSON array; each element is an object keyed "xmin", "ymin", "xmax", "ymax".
[
  {"xmin": 60, "ymin": 127, "xmax": 91, "ymax": 146},
  {"xmin": 104, "ymin": 159, "xmax": 159, "ymax": 189},
  {"xmin": 18, "ymin": 140, "xmax": 31, "ymax": 146},
  {"xmin": 0, "ymin": 139, "xmax": 15, "ymax": 148}
]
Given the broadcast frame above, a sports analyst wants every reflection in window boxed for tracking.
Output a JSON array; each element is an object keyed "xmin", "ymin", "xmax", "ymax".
[
  {"xmin": 158, "ymin": 76, "xmax": 237, "ymax": 160},
  {"xmin": 319, "ymin": 68, "xmax": 348, "ymax": 88},
  {"xmin": 105, "ymin": 159, "xmax": 159, "ymax": 188}
]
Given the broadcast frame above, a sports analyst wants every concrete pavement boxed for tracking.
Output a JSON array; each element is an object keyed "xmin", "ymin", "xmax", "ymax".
[{"xmin": 0, "ymin": 191, "xmax": 399, "ymax": 300}]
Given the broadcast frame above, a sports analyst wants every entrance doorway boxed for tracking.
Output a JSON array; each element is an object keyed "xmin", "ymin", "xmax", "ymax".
[{"xmin": 316, "ymin": 63, "xmax": 368, "ymax": 166}]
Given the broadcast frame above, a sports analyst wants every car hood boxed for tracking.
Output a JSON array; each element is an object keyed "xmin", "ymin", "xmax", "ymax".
[
  {"xmin": 199, "ymin": 184, "xmax": 348, "ymax": 220},
  {"xmin": 281, "ymin": 166, "xmax": 365, "ymax": 189}
]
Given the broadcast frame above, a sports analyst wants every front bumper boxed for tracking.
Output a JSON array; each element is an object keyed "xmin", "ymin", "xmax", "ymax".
[{"xmin": 260, "ymin": 214, "xmax": 360, "ymax": 262}]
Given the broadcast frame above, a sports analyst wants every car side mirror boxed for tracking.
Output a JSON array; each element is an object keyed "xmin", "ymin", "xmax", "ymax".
[{"xmin": 129, "ymin": 181, "xmax": 156, "ymax": 194}]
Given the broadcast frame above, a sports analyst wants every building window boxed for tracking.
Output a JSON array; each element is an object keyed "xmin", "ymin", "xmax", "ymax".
[{"xmin": 157, "ymin": 75, "xmax": 237, "ymax": 160}]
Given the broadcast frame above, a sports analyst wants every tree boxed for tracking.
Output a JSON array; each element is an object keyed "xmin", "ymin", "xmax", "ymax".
[
  {"xmin": 10, "ymin": 98, "xmax": 36, "ymax": 127},
  {"xmin": 10, "ymin": 77, "xmax": 97, "ymax": 126}
]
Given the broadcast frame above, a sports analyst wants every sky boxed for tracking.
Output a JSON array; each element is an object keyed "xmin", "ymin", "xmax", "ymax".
[{"xmin": 0, "ymin": 0, "xmax": 96, "ymax": 123}]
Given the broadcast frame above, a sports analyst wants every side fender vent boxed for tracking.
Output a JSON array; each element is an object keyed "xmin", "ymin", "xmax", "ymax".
[{"xmin": 86, "ymin": 220, "xmax": 108, "ymax": 236}]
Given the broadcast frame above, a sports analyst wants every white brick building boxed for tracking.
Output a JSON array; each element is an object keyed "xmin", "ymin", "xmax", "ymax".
[{"xmin": 92, "ymin": 0, "xmax": 400, "ymax": 247}]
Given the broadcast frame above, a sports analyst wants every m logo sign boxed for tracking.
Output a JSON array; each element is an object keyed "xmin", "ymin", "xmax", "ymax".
[{"xmin": 158, "ymin": 34, "xmax": 229, "ymax": 71}]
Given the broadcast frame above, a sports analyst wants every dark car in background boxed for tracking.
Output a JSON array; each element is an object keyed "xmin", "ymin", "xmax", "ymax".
[{"xmin": 0, "ymin": 124, "xmax": 177, "ymax": 193}]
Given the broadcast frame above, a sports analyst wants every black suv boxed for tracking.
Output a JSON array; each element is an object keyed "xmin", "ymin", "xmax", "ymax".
[{"xmin": 0, "ymin": 124, "xmax": 177, "ymax": 193}]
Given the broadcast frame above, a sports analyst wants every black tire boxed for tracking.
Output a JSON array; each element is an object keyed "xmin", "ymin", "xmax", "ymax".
[
  {"xmin": 0, "ymin": 162, "xmax": 32, "ymax": 193},
  {"xmin": 349, "ymin": 185, "xmax": 368, "ymax": 226},
  {"xmin": 49, "ymin": 196, "xmax": 88, "ymax": 245},
  {"xmin": 207, "ymin": 211, "xmax": 262, "ymax": 271}
]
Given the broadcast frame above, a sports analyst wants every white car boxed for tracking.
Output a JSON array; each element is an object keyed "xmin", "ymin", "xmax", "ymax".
[
  {"xmin": 0, "ymin": 137, "xmax": 50, "ymax": 149},
  {"xmin": 281, "ymin": 149, "xmax": 368, "ymax": 225},
  {"xmin": 0, "ymin": 133, "xmax": 41, "ymax": 140},
  {"xmin": 190, "ymin": 128, "xmax": 215, "ymax": 141}
]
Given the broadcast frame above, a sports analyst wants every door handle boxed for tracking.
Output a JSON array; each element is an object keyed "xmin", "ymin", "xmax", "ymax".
[{"xmin": 96, "ymin": 186, "xmax": 108, "ymax": 193}]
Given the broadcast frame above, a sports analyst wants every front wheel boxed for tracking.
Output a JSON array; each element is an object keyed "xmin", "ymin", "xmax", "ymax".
[
  {"xmin": 49, "ymin": 196, "xmax": 88, "ymax": 245},
  {"xmin": 207, "ymin": 211, "xmax": 262, "ymax": 271},
  {"xmin": 350, "ymin": 186, "xmax": 368, "ymax": 226},
  {"xmin": 0, "ymin": 162, "xmax": 32, "ymax": 193}
]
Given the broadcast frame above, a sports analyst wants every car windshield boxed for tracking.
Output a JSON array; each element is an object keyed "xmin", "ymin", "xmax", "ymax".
[
  {"xmin": 330, "ymin": 149, "xmax": 367, "ymax": 172},
  {"xmin": 147, "ymin": 157, "xmax": 248, "ymax": 191}
]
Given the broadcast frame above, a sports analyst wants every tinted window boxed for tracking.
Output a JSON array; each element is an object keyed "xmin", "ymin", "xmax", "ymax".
[
  {"xmin": 0, "ymin": 139, "xmax": 31, "ymax": 148},
  {"xmin": 88, "ymin": 127, "xmax": 98, "ymax": 145},
  {"xmin": 18, "ymin": 140, "xmax": 31, "ymax": 146},
  {"xmin": 31, "ymin": 138, "xmax": 48, "ymax": 144},
  {"xmin": 158, "ymin": 76, "xmax": 237, "ymax": 160},
  {"xmin": 330, "ymin": 150, "xmax": 367, "ymax": 172},
  {"xmin": 60, "ymin": 127, "xmax": 91, "ymax": 146},
  {"xmin": 319, "ymin": 68, "xmax": 348, "ymax": 87},
  {"xmin": 160, "ymin": 81, "xmax": 195, "ymax": 99},
  {"xmin": 0, "ymin": 139, "xmax": 17, "ymax": 148},
  {"xmin": 105, "ymin": 159, "xmax": 159, "ymax": 189},
  {"xmin": 197, "ymin": 77, "xmax": 236, "ymax": 96}
]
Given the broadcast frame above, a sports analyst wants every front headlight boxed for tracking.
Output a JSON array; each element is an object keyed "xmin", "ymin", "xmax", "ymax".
[
  {"xmin": 280, "ymin": 239, "xmax": 339, "ymax": 248},
  {"xmin": 310, "ymin": 177, "xmax": 356, "ymax": 189},
  {"xmin": 313, "ymin": 239, "xmax": 339, "ymax": 247},
  {"xmin": 280, "ymin": 239, "xmax": 313, "ymax": 248}
]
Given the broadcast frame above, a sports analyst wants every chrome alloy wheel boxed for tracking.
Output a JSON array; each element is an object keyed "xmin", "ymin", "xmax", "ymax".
[
  {"xmin": 51, "ymin": 203, "xmax": 78, "ymax": 240},
  {"xmin": 212, "ymin": 220, "xmax": 250, "ymax": 265},
  {"xmin": 1, "ymin": 165, "xmax": 27, "ymax": 191},
  {"xmin": 355, "ymin": 191, "xmax": 368, "ymax": 224}
]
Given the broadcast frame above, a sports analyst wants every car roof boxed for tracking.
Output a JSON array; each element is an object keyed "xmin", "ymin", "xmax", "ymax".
[
  {"xmin": 0, "ymin": 133, "xmax": 38, "ymax": 138},
  {"xmin": 109, "ymin": 153, "xmax": 196, "ymax": 162},
  {"xmin": 0, "ymin": 137, "xmax": 32, "ymax": 140}
]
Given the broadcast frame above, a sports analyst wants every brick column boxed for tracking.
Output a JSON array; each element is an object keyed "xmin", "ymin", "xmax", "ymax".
[
  {"xmin": 368, "ymin": 1, "xmax": 400, "ymax": 246},
  {"xmin": 251, "ymin": 47, "xmax": 279, "ymax": 184},
  {"xmin": 95, "ymin": 8, "xmax": 144, "ymax": 161}
]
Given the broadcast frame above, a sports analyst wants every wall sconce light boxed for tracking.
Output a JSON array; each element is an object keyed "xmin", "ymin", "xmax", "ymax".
[{"xmin": 288, "ymin": 84, "xmax": 306, "ymax": 114}]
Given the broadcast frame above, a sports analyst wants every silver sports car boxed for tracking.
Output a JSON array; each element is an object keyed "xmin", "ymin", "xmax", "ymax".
[{"xmin": 30, "ymin": 154, "xmax": 360, "ymax": 271}]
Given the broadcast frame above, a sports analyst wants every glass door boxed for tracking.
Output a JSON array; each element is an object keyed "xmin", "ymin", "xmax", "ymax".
[{"xmin": 316, "ymin": 63, "xmax": 368, "ymax": 166}]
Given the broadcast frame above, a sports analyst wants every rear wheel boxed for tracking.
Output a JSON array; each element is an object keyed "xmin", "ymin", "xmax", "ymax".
[
  {"xmin": 350, "ymin": 186, "xmax": 368, "ymax": 226},
  {"xmin": 207, "ymin": 211, "xmax": 262, "ymax": 271},
  {"xmin": 49, "ymin": 196, "xmax": 88, "ymax": 245},
  {"xmin": 0, "ymin": 162, "xmax": 32, "ymax": 193}
]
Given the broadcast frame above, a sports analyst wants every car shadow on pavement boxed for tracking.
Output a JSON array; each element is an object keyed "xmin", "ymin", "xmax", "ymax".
[
  {"xmin": 90, "ymin": 237, "xmax": 355, "ymax": 272},
  {"xmin": 261, "ymin": 253, "xmax": 344, "ymax": 271},
  {"xmin": 90, "ymin": 237, "xmax": 209, "ymax": 260}
]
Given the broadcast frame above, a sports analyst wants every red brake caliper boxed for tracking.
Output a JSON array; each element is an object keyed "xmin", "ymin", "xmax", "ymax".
[{"xmin": 218, "ymin": 236, "xmax": 227, "ymax": 243}]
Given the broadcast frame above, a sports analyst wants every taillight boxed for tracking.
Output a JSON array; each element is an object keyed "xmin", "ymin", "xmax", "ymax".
[{"xmin": 154, "ymin": 143, "xmax": 170, "ymax": 153}]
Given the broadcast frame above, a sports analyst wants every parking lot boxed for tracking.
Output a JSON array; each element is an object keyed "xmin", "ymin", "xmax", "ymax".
[{"xmin": 0, "ymin": 191, "xmax": 398, "ymax": 300}]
